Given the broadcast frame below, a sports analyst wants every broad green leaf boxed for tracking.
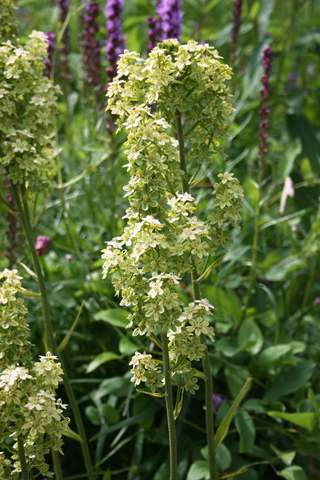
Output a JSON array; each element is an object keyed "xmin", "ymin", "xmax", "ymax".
[
  {"xmin": 264, "ymin": 361, "xmax": 315, "ymax": 403},
  {"xmin": 278, "ymin": 466, "xmax": 307, "ymax": 480},
  {"xmin": 94, "ymin": 309, "xmax": 128, "ymax": 328},
  {"xmin": 258, "ymin": 0, "xmax": 276, "ymax": 39},
  {"xmin": 264, "ymin": 259, "xmax": 305, "ymax": 282},
  {"xmin": 96, "ymin": 375, "xmax": 132, "ymax": 399},
  {"xmin": 187, "ymin": 460, "xmax": 210, "ymax": 480},
  {"xmin": 201, "ymin": 286, "xmax": 240, "ymax": 324},
  {"xmin": 278, "ymin": 138, "xmax": 302, "ymax": 178},
  {"xmin": 225, "ymin": 367, "xmax": 251, "ymax": 399},
  {"xmin": 235, "ymin": 413, "xmax": 256, "ymax": 453},
  {"xmin": 119, "ymin": 337, "xmax": 139, "ymax": 356},
  {"xmin": 237, "ymin": 319, "xmax": 263, "ymax": 354},
  {"xmin": 256, "ymin": 283, "xmax": 279, "ymax": 344},
  {"xmin": 85, "ymin": 406, "xmax": 101, "ymax": 426},
  {"xmin": 268, "ymin": 411, "xmax": 318, "ymax": 432},
  {"xmin": 270, "ymin": 445, "xmax": 296, "ymax": 466},
  {"xmin": 286, "ymin": 114, "xmax": 320, "ymax": 174},
  {"xmin": 215, "ymin": 337, "xmax": 241, "ymax": 357},
  {"xmin": 86, "ymin": 352, "xmax": 122, "ymax": 373},
  {"xmin": 100, "ymin": 404, "xmax": 120, "ymax": 424},
  {"xmin": 57, "ymin": 300, "xmax": 84, "ymax": 353},
  {"xmin": 215, "ymin": 376, "xmax": 252, "ymax": 452},
  {"xmin": 243, "ymin": 398, "xmax": 267, "ymax": 414},
  {"xmin": 308, "ymin": 388, "xmax": 320, "ymax": 418},
  {"xmin": 258, "ymin": 345, "xmax": 291, "ymax": 370},
  {"xmin": 216, "ymin": 444, "xmax": 232, "ymax": 471}
]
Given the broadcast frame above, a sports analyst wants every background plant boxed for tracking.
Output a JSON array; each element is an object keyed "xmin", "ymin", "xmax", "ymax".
[{"xmin": 0, "ymin": 0, "xmax": 319, "ymax": 479}]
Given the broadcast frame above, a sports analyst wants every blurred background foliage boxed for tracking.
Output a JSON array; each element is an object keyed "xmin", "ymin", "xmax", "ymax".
[{"xmin": 1, "ymin": 0, "xmax": 320, "ymax": 479}]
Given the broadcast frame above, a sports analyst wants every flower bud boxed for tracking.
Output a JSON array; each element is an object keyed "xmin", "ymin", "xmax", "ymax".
[{"xmin": 36, "ymin": 236, "xmax": 51, "ymax": 256}]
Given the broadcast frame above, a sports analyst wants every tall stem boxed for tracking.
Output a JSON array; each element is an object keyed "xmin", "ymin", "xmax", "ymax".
[
  {"xmin": 18, "ymin": 436, "xmax": 29, "ymax": 480},
  {"xmin": 176, "ymin": 113, "xmax": 218, "ymax": 480},
  {"xmin": 11, "ymin": 184, "xmax": 95, "ymax": 480},
  {"xmin": 52, "ymin": 449, "xmax": 64, "ymax": 480},
  {"xmin": 161, "ymin": 332, "xmax": 177, "ymax": 480},
  {"xmin": 192, "ymin": 267, "xmax": 218, "ymax": 480}
]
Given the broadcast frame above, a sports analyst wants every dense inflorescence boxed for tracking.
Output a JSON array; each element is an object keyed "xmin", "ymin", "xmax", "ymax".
[
  {"xmin": 0, "ymin": 0, "xmax": 18, "ymax": 41},
  {"xmin": 156, "ymin": 0, "xmax": 183, "ymax": 41},
  {"xmin": 0, "ymin": 29, "xmax": 59, "ymax": 195},
  {"xmin": 0, "ymin": 269, "xmax": 70, "ymax": 478},
  {"xmin": 84, "ymin": 0, "xmax": 101, "ymax": 88},
  {"xmin": 44, "ymin": 32, "xmax": 56, "ymax": 78},
  {"xmin": 2, "ymin": 170, "xmax": 20, "ymax": 268},
  {"xmin": 103, "ymin": 40, "xmax": 244, "ymax": 395},
  {"xmin": 258, "ymin": 45, "xmax": 273, "ymax": 167},
  {"xmin": 230, "ymin": 0, "xmax": 242, "ymax": 66}
]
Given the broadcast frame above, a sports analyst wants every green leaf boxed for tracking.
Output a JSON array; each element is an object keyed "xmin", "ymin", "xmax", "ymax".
[
  {"xmin": 96, "ymin": 375, "xmax": 132, "ymax": 399},
  {"xmin": 264, "ymin": 361, "xmax": 315, "ymax": 403},
  {"xmin": 286, "ymin": 114, "xmax": 320, "ymax": 174},
  {"xmin": 258, "ymin": 345, "xmax": 291, "ymax": 370},
  {"xmin": 235, "ymin": 413, "xmax": 256, "ymax": 453},
  {"xmin": 277, "ymin": 466, "xmax": 307, "ymax": 480},
  {"xmin": 267, "ymin": 411, "xmax": 318, "ymax": 432},
  {"xmin": 225, "ymin": 367, "xmax": 251, "ymax": 399},
  {"xmin": 216, "ymin": 444, "xmax": 232, "ymax": 472},
  {"xmin": 258, "ymin": 0, "xmax": 276, "ymax": 39},
  {"xmin": 278, "ymin": 139, "xmax": 302, "ymax": 178},
  {"xmin": 308, "ymin": 388, "xmax": 320, "ymax": 418},
  {"xmin": 264, "ymin": 259, "xmax": 305, "ymax": 282},
  {"xmin": 94, "ymin": 309, "xmax": 128, "ymax": 328},
  {"xmin": 85, "ymin": 406, "xmax": 101, "ymax": 425},
  {"xmin": 100, "ymin": 404, "xmax": 120, "ymax": 424},
  {"xmin": 19, "ymin": 262, "xmax": 38, "ymax": 280},
  {"xmin": 215, "ymin": 376, "xmax": 252, "ymax": 452},
  {"xmin": 64, "ymin": 429, "xmax": 82, "ymax": 442},
  {"xmin": 86, "ymin": 352, "xmax": 122, "ymax": 373},
  {"xmin": 102, "ymin": 469, "xmax": 111, "ymax": 480},
  {"xmin": 270, "ymin": 445, "xmax": 296, "ymax": 466},
  {"xmin": 187, "ymin": 460, "xmax": 210, "ymax": 480},
  {"xmin": 196, "ymin": 252, "xmax": 227, "ymax": 282},
  {"xmin": 119, "ymin": 337, "xmax": 139, "ymax": 356},
  {"xmin": 260, "ymin": 208, "xmax": 311, "ymax": 230},
  {"xmin": 237, "ymin": 319, "xmax": 263, "ymax": 355},
  {"xmin": 56, "ymin": 300, "xmax": 84, "ymax": 353}
]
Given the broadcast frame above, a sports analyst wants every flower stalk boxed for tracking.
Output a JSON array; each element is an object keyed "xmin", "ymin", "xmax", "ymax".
[{"xmin": 18, "ymin": 437, "xmax": 29, "ymax": 480}]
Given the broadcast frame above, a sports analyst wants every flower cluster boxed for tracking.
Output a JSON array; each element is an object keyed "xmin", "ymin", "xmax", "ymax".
[
  {"xmin": 0, "ymin": 269, "xmax": 69, "ymax": 478},
  {"xmin": 56, "ymin": 0, "xmax": 69, "ymax": 79},
  {"xmin": 156, "ymin": 0, "xmax": 183, "ymax": 41},
  {"xmin": 230, "ymin": 0, "xmax": 242, "ymax": 66},
  {"xmin": 0, "ymin": 28, "xmax": 59, "ymax": 195},
  {"xmin": 2, "ymin": 169, "xmax": 21, "ymax": 268},
  {"xmin": 103, "ymin": 40, "xmax": 244, "ymax": 395},
  {"xmin": 0, "ymin": 0, "xmax": 18, "ymax": 42},
  {"xmin": 44, "ymin": 32, "xmax": 56, "ymax": 78},
  {"xmin": 258, "ymin": 45, "xmax": 273, "ymax": 167},
  {"xmin": 84, "ymin": 0, "xmax": 101, "ymax": 88}
]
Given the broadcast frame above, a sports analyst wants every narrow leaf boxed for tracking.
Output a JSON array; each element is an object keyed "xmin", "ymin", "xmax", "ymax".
[
  {"xmin": 136, "ymin": 389, "xmax": 165, "ymax": 398},
  {"xmin": 56, "ymin": 301, "xmax": 84, "ymax": 353},
  {"xmin": 19, "ymin": 287, "xmax": 40, "ymax": 297},
  {"xmin": 196, "ymin": 252, "xmax": 227, "ymax": 283},
  {"xmin": 32, "ymin": 203, "xmax": 48, "ymax": 228},
  {"xmin": 65, "ymin": 429, "xmax": 82, "ymax": 442},
  {"xmin": 86, "ymin": 352, "xmax": 122, "ymax": 373},
  {"xmin": 19, "ymin": 262, "xmax": 38, "ymax": 280},
  {"xmin": 102, "ymin": 469, "xmax": 111, "ymax": 480},
  {"xmin": 174, "ymin": 387, "xmax": 184, "ymax": 420},
  {"xmin": 215, "ymin": 376, "xmax": 252, "ymax": 452}
]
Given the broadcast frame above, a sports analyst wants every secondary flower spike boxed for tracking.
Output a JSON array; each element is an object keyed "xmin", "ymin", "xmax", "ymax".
[
  {"xmin": 230, "ymin": 0, "xmax": 242, "ymax": 67},
  {"xmin": 105, "ymin": 0, "xmax": 125, "ymax": 85},
  {"xmin": 84, "ymin": 0, "xmax": 101, "ymax": 88},
  {"xmin": 44, "ymin": 32, "xmax": 56, "ymax": 78},
  {"xmin": 156, "ymin": 0, "xmax": 183, "ymax": 41},
  {"xmin": 258, "ymin": 45, "xmax": 273, "ymax": 168},
  {"xmin": 56, "ymin": 0, "xmax": 70, "ymax": 78}
]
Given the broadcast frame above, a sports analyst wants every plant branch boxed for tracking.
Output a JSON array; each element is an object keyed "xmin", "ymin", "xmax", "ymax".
[{"xmin": 18, "ymin": 436, "xmax": 29, "ymax": 480}]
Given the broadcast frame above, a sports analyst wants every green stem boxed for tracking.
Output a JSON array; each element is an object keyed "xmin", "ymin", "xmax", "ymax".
[
  {"xmin": 161, "ymin": 332, "xmax": 177, "ymax": 480},
  {"xmin": 176, "ymin": 113, "xmax": 217, "ymax": 480},
  {"xmin": 191, "ymin": 266, "xmax": 218, "ymax": 480},
  {"xmin": 18, "ymin": 436, "xmax": 29, "ymax": 480},
  {"xmin": 11, "ymin": 184, "xmax": 95, "ymax": 480},
  {"xmin": 52, "ymin": 449, "xmax": 64, "ymax": 480},
  {"xmin": 176, "ymin": 112, "xmax": 189, "ymax": 194}
]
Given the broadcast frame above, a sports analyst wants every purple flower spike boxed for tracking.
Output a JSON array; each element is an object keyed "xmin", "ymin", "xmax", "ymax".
[
  {"xmin": 44, "ymin": 32, "xmax": 56, "ymax": 78},
  {"xmin": 230, "ymin": 0, "xmax": 242, "ymax": 67},
  {"xmin": 258, "ymin": 45, "xmax": 273, "ymax": 168},
  {"xmin": 84, "ymin": 0, "xmax": 101, "ymax": 88},
  {"xmin": 156, "ymin": 0, "xmax": 183, "ymax": 42},
  {"xmin": 36, "ymin": 236, "xmax": 51, "ymax": 256},
  {"xmin": 105, "ymin": 0, "xmax": 125, "ymax": 84},
  {"xmin": 147, "ymin": 15, "xmax": 161, "ymax": 53},
  {"xmin": 56, "ymin": 0, "xmax": 70, "ymax": 78}
]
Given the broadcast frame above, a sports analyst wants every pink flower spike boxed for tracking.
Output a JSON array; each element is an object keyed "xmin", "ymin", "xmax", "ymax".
[{"xmin": 36, "ymin": 236, "xmax": 51, "ymax": 256}]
